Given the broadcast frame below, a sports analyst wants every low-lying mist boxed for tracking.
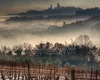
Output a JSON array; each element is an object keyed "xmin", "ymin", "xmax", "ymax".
[{"xmin": 0, "ymin": 16, "xmax": 100, "ymax": 47}]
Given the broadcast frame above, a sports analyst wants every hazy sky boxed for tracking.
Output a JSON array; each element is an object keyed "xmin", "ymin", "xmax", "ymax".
[{"xmin": 0, "ymin": 0, "xmax": 100, "ymax": 14}]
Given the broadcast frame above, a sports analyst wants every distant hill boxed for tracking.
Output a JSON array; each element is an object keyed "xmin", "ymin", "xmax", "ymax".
[
  {"xmin": 45, "ymin": 15, "xmax": 100, "ymax": 35},
  {"xmin": 9, "ymin": 3, "xmax": 82, "ymax": 16},
  {"xmin": 6, "ymin": 6, "xmax": 100, "ymax": 22},
  {"xmin": 6, "ymin": 6, "xmax": 82, "ymax": 22},
  {"xmin": 76, "ymin": 7, "xmax": 100, "ymax": 17},
  {"xmin": 16, "ymin": 7, "xmax": 82, "ymax": 16}
]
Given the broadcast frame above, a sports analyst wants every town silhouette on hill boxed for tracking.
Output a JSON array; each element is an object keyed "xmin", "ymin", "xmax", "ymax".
[{"xmin": 7, "ymin": 3, "xmax": 100, "ymax": 22}]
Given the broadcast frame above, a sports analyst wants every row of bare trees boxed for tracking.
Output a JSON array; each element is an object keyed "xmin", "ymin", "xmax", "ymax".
[{"xmin": 0, "ymin": 35, "xmax": 100, "ymax": 68}]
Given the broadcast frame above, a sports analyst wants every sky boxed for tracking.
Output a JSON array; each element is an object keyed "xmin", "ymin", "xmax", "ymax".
[{"xmin": 0, "ymin": 0, "xmax": 100, "ymax": 15}]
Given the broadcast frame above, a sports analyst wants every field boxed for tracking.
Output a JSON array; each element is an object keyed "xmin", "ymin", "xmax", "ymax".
[{"xmin": 0, "ymin": 63, "xmax": 100, "ymax": 80}]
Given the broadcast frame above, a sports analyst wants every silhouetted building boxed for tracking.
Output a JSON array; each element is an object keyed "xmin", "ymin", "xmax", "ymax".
[
  {"xmin": 63, "ymin": 21, "xmax": 66, "ymax": 26},
  {"xmin": 57, "ymin": 3, "xmax": 60, "ymax": 8},
  {"xmin": 49, "ymin": 5, "xmax": 53, "ymax": 10},
  {"xmin": 55, "ymin": 3, "xmax": 61, "ymax": 9}
]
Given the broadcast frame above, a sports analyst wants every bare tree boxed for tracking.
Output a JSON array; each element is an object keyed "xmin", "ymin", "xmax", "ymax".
[{"xmin": 74, "ymin": 35, "xmax": 92, "ymax": 47}]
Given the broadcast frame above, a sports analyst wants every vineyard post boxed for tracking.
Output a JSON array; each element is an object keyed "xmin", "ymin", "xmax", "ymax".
[
  {"xmin": 39, "ymin": 64, "xmax": 41, "ymax": 80},
  {"xmin": 14, "ymin": 64, "xmax": 16, "ymax": 80},
  {"xmin": 90, "ymin": 68, "xmax": 93, "ymax": 80},
  {"xmin": 28, "ymin": 62, "xmax": 31, "ymax": 80},
  {"xmin": 71, "ymin": 68, "xmax": 75, "ymax": 80},
  {"xmin": 10, "ymin": 64, "xmax": 12, "ymax": 77},
  {"xmin": 18, "ymin": 71, "xmax": 20, "ymax": 80},
  {"xmin": 54, "ymin": 65, "xmax": 56, "ymax": 80},
  {"xmin": 95, "ymin": 70, "xmax": 98, "ymax": 80},
  {"xmin": 50, "ymin": 66, "xmax": 52, "ymax": 80}
]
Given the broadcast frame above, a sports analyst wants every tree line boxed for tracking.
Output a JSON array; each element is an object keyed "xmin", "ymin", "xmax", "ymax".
[{"xmin": 0, "ymin": 35, "xmax": 100, "ymax": 69}]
